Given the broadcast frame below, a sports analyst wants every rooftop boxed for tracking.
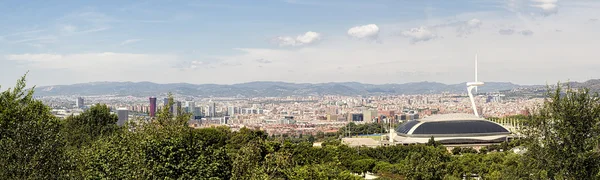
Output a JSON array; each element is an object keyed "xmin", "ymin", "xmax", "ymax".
[{"xmin": 396, "ymin": 113, "xmax": 510, "ymax": 136}]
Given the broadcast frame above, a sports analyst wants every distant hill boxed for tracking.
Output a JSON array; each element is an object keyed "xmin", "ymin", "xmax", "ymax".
[
  {"xmin": 31, "ymin": 81, "xmax": 533, "ymax": 97},
  {"xmin": 567, "ymin": 79, "xmax": 600, "ymax": 92},
  {"xmin": 41, "ymin": 79, "xmax": 600, "ymax": 97}
]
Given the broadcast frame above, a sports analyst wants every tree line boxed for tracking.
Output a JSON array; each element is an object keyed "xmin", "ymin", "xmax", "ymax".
[{"xmin": 2, "ymin": 75, "xmax": 600, "ymax": 179}]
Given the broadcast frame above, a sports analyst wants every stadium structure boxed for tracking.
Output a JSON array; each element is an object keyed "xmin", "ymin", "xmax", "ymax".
[{"xmin": 387, "ymin": 54, "xmax": 512, "ymax": 150}]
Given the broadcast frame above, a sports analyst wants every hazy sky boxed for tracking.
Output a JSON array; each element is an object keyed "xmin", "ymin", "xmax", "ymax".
[{"xmin": 1, "ymin": 0, "xmax": 599, "ymax": 87}]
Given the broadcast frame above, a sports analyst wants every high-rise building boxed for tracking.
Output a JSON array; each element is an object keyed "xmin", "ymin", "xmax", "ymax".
[
  {"xmin": 192, "ymin": 107, "xmax": 202, "ymax": 119},
  {"xmin": 221, "ymin": 117, "xmax": 229, "ymax": 125},
  {"xmin": 117, "ymin": 108, "xmax": 129, "ymax": 126},
  {"xmin": 76, "ymin": 97, "xmax": 84, "ymax": 108},
  {"xmin": 209, "ymin": 101, "xmax": 216, "ymax": 117},
  {"xmin": 227, "ymin": 106, "xmax": 237, "ymax": 116},
  {"xmin": 185, "ymin": 101, "xmax": 195, "ymax": 113},
  {"xmin": 149, "ymin": 97, "xmax": 157, "ymax": 117},
  {"xmin": 162, "ymin": 98, "xmax": 176, "ymax": 114},
  {"xmin": 173, "ymin": 101, "xmax": 182, "ymax": 116},
  {"xmin": 362, "ymin": 109, "xmax": 378, "ymax": 123},
  {"xmin": 213, "ymin": 102, "xmax": 217, "ymax": 116}
]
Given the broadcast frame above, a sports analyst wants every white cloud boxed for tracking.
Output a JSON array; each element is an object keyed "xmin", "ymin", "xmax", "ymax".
[
  {"xmin": 532, "ymin": 3, "xmax": 558, "ymax": 15},
  {"xmin": 456, "ymin": 19, "xmax": 482, "ymax": 37},
  {"xmin": 296, "ymin": 31, "xmax": 320, "ymax": 44},
  {"xmin": 401, "ymin": 26, "xmax": 437, "ymax": 43},
  {"xmin": 507, "ymin": 0, "xmax": 526, "ymax": 12},
  {"xmin": 196, "ymin": 7, "xmax": 600, "ymax": 85},
  {"xmin": 120, "ymin": 39, "xmax": 143, "ymax": 46},
  {"xmin": 347, "ymin": 24, "xmax": 380, "ymax": 40},
  {"xmin": 466, "ymin": 19, "xmax": 482, "ymax": 27},
  {"xmin": 274, "ymin": 31, "xmax": 321, "ymax": 47},
  {"xmin": 531, "ymin": 0, "xmax": 557, "ymax": 3},
  {"xmin": 60, "ymin": 24, "xmax": 109, "ymax": 35},
  {"xmin": 62, "ymin": 25, "xmax": 77, "ymax": 33},
  {"xmin": 4, "ymin": 0, "xmax": 600, "ymax": 86},
  {"xmin": 188, "ymin": 60, "xmax": 203, "ymax": 69},
  {"xmin": 6, "ymin": 52, "xmax": 174, "ymax": 74},
  {"xmin": 3, "ymin": 52, "xmax": 185, "ymax": 85},
  {"xmin": 530, "ymin": 0, "xmax": 559, "ymax": 15},
  {"xmin": 507, "ymin": 0, "xmax": 559, "ymax": 15}
]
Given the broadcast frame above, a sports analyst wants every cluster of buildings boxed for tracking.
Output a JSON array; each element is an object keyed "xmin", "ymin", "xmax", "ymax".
[{"xmin": 39, "ymin": 92, "xmax": 541, "ymax": 137}]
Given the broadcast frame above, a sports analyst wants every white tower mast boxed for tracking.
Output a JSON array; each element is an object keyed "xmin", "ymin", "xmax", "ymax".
[
  {"xmin": 467, "ymin": 54, "xmax": 484, "ymax": 117},
  {"xmin": 475, "ymin": 54, "xmax": 478, "ymax": 93}
]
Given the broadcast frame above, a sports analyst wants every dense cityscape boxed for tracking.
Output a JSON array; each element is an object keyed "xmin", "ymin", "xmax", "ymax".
[
  {"xmin": 40, "ymin": 90, "xmax": 540, "ymax": 135},
  {"xmin": 3, "ymin": 0, "xmax": 600, "ymax": 179}
]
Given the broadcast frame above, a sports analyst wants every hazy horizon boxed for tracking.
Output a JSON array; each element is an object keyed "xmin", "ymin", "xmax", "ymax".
[
  {"xmin": 2, "ymin": 0, "xmax": 600, "ymax": 87},
  {"xmin": 7, "ymin": 77, "xmax": 585, "ymax": 87}
]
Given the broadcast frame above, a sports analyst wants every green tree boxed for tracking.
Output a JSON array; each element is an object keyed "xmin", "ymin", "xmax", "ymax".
[
  {"xmin": 154, "ymin": 93, "xmax": 191, "ymax": 127},
  {"xmin": 75, "ymin": 93, "xmax": 232, "ymax": 179},
  {"xmin": 451, "ymin": 147, "xmax": 462, "ymax": 155},
  {"xmin": 287, "ymin": 163, "xmax": 361, "ymax": 180},
  {"xmin": 446, "ymin": 153, "xmax": 482, "ymax": 179},
  {"xmin": 308, "ymin": 134, "xmax": 315, "ymax": 143},
  {"xmin": 231, "ymin": 142, "xmax": 268, "ymax": 180},
  {"xmin": 62, "ymin": 103, "xmax": 119, "ymax": 147},
  {"xmin": 263, "ymin": 151, "xmax": 294, "ymax": 179},
  {"xmin": 426, "ymin": 136, "xmax": 442, "ymax": 147},
  {"xmin": 75, "ymin": 128, "xmax": 145, "ymax": 179},
  {"xmin": 479, "ymin": 146, "xmax": 488, "ymax": 154},
  {"xmin": 522, "ymin": 84, "xmax": 600, "ymax": 179},
  {"xmin": 398, "ymin": 145, "xmax": 450, "ymax": 180},
  {"xmin": 350, "ymin": 158, "xmax": 377, "ymax": 176},
  {"xmin": 0, "ymin": 74, "xmax": 68, "ymax": 179},
  {"xmin": 141, "ymin": 127, "xmax": 231, "ymax": 179}
]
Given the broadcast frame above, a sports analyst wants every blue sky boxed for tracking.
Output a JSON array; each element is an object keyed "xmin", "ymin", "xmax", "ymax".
[{"xmin": 1, "ymin": 0, "xmax": 600, "ymax": 87}]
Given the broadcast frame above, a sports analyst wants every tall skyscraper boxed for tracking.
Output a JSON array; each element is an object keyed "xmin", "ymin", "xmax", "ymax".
[
  {"xmin": 208, "ymin": 101, "xmax": 216, "ymax": 117},
  {"xmin": 227, "ymin": 106, "xmax": 236, "ymax": 116},
  {"xmin": 117, "ymin": 108, "xmax": 129, "ymax": 126},
  {"xmin": 149, "ymin": 97, "xmax": 157, "ymax": 117},
  {"xmin": 213, "ymin": 102, "xmax": 216, "ymax": 116},
  {"xmin": 185, "ymin": 101, "xmax": 195, "ymax": 113},
  {"xmin": 163, "ymin": 98, "xmax": 175, "ymax": 114},
  {"xmin": 76, "ymin": 97, "xmax": 84, "ymax": 108},
  {"xmin": 173, "ymin": 101, "xmax": 182, "ymax": 116}
]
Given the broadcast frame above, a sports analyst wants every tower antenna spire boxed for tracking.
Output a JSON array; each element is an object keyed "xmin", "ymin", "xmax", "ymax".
[
  {"xmin": 475, "ymin": 54, "xmax": 478, "ymax": 93},
  {"xmin": 467, "ymin": 54, "xmax": 484, "ymax": 117}
]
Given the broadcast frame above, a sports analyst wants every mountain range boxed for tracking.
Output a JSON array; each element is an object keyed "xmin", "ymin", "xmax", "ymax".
[{"xmin": 31, "ymin": 80, "xmax": 600, "ymax": 97}]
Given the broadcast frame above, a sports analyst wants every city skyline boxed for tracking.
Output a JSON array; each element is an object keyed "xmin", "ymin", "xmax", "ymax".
[{"xmin": 2, "ymin": 0, "xmax": 600, "ymax": 87}]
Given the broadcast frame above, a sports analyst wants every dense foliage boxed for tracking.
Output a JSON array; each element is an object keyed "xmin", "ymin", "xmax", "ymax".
[
  {"xmin": 2, "ymin": 76, "xmax": 600, "ymax": 179},
  {"xmin": 338, "ymin": 122, "xmax": 388, "ymax": 136},
  {"xmin": 0, "ymin": 74, "xmax": 68, "ymax": 179},
  {"xmin": 521, "ymin": 85, "xmax": 600, "ymax": 179}
]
